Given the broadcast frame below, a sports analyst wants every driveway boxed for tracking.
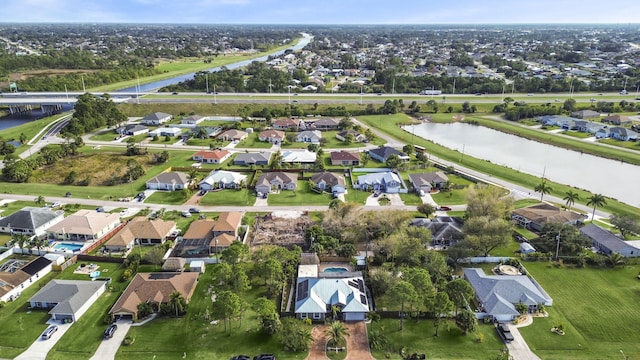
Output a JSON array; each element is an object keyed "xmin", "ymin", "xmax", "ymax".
[
  {"xmin": 254, "ymin": 195, "xmax": 268, "ymax": 206},
  {"xmin": 385, "ymin": 194, "xmax": 404, "ymax": 206},
  {"xmin": 420, "ymin": 192, "xmax": 438, "ymax": 206},
  {"xmin": 14, "ymin": 322, "xmax": 73, "ymax": 360},
  {"xmin": 306, "ymin": 325, "xmax": 329, "ymax": 360},
  {"xmin": 89, "ymin": 320, "xmax": 132, "ymax": 360},
  {"xmin": 344, "ymin": 322, "xmax": 375, "ymax": 360},
  {"xmin": 505, "ymin": 323, "xmax": 541, "ymax": 360}
]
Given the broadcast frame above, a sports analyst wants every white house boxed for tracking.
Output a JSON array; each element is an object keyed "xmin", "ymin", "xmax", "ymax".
[
  {"xmin": 0, "ymin": 207, "xmax": 64, "ymax": 237},
  {"xmin": 149, "ymin": 127, "xmax": 182, "ymax": 137},
  {"xmin": 181, "ymin": 115, "xmax": 206, "ymax": 125},
  {"xmin": 46, "ymin": 210, "xmax": 121, "ymax": 242},
  {"xmin": 355, "ymin": 172, "xmax": 402, "ymax": 193},
  {"xmin": 311, "ymin": 172, "xmax": 346, "ymax": 194},
  {"xmin": 199, "ymin": 170, "xmax": 247, "ymax": 190},
  {"xmin": 295, "ymin": 130, "xmax": 322, "ymax": 144},
  {"xmin": 146, "ymin": 172, "xmax": 191, "ymax": 191},
  {"xmin": 28, "ymin": 280, "xmax": 106, "ymax": 322},
  {"xmin": 281, "ymin": 150, "xmax": 317, "ymax": 164},
  {"xmin": 0, "ymin": 257, "xmax": 53, "ymax": 302}
]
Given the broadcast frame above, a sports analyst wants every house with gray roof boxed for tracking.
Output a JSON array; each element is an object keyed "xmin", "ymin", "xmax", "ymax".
[
  {"xmin": 255, "ymin": 172, "xmax": 298, "ymax": 194},
  {"xmin": 116, "ymin": 124, "xmax": 149, "ymax": 136},
  {"xmin": 234, "ymin": 152, "xmax": 272, "ymax": 166},
  {"xmin": 571, "ymin": 109, "xmax": 601, "ymax": 119},
  {"xmin": 463, "ymin": 268, "xmax": 553, "ymax": 322},
  {"xmin": 295, "ymin": 130, "xmax": 322, "ymax": 144},
  {"xmin": 368, "ymin": 146, "xmax": 409, "ymax": 163},
  {"xmin": 140, "ymin": 112, "xmax": 172, "ymax": 125},
  {"xmin": 146, "ymin": 171, "xmax": 191, "ymax": 191},
  {"xmin": 354, "ymin": 172, "xmax": 402, "ymax": 193},
  {"xmin": 408, "ymin": 171, "xmax": 449, "ymax": 194},
  {"xmin": 580, "ymin": 224, "xmax": 640, "ymax": 257},
  {"xmin": 29, "ymin": 279, "xmax": 106, "ymax": 322},
  {"xmin": 311, "ymin": 117, "xmax": 340, "ymax": 130},
  {"xmin": 0, "ymin": 207, "xmax": 64, "ymax": 237},
  {"xmin": 609, "ymin": 127, "xmax": 638, "ymax": 141},
  {"xmin": 410, "ymin": 217, "xmax": 464, "ymax": 247},
  {"xmin": 311, "ymin": 172, "xmax": 346, "ymax": 194}
]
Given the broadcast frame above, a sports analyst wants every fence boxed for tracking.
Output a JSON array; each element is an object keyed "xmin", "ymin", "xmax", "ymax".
[{"xmin": 81, "ymin": 222, "xmax": 126, "ymax": 255}]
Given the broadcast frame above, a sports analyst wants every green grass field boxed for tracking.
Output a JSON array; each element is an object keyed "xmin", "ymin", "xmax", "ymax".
[
  {"xmin": 519, "ymin": 262, "xmax": 640, "ymax": 360},
  {"xmin": 267, "ymin": 181, "xmax": 334, "ymax": 206},
  {"xmin": 145, "ymin": 191, "xmax": 188, "ymax": 205},
  {"xmin": 237, "ymin": 133, "xmax": 274, "ymax": 149},
  {"xmin": 199, "ymin": 189, "xmax": 255, "ymax": 206}
]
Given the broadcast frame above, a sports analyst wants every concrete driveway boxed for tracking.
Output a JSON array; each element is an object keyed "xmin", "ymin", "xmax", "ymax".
[
  {"xmin": 504, "ymin": 323, "xmax": 541, "ymax": 360},
  {"xmin": 89, "ymin": 320, "xmax": 132, "ymax": 360},
  {"xmin": 14, "ymin": 322, "xmax": 73, "ymax": 360},
  {"xmin": 344, "ymin": 322, "xmax": 375, "ymax": 360}
]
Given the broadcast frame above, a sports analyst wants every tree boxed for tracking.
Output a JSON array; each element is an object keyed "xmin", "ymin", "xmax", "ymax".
[
  {"xmin": 586, "ymin": 193, "xmax": 607, "ymax": 220},
  {"xmin": 432, "ymin": 292, "xmax": 454, "ymax": 336},
  {"xmin": 385, "ymin": 154, "xmax": 402, "ymax": 169},
  {"xmin": 278, "ymin": 318, "xmax": 312, "ymax": 352},
  {"xmin": 445, "ymin": 279, "xmax": 474, "ymax": 315},
  {"xmin": 11, "ymin": 233, "xmax": 30, "ymax": 254},
  {"xmin": 402, "ymin": 144, "xmax": 415, "ymax": 157},
  {"xmin": 169, "ymin": 291, "xmax": 187, "ymax": 317},
  {"xmin": 402, "ymin": 267, "xmax": 435, "ymax": 313},
  {"xmin": 360, "ymin": 152, "xmax": 371, "ymax": 167},
  {"xmin": 563, "ymin": 98, "xmax": 577, "ymax": 112},
  {"xmin": 455, "ymin": 309, "xmax": 478, "ymax": 335},
  {"xmin": 34, "ymin": 195, "xmax": 45, "ymax": 205},
  {"xmin": 563, "ymin": 190, "xmax": 580, "ymax": 210},
  {"xmin": 609, "ymin": 214, "xmax": 640, "ymax": 238},
  {"xmin": 465, "ymin": 185, "xmax": 513, "ymax": 219},
  {"xmin": 388, "ymin": 280, "xmax": 418, "ymax": 330},
  {"xmin": 253, "ymin": 297, "xmax": 282, "ymax": 334},
  {"xmin": 229, "ymin": 264, "xmax": 251, "ymax": 294},
  {"xmin": 214, "ymin": 290, "xmax": 240, "ymax": 333},
  {"xmin": 462, "ymin": 216, "xmax": 512, "ymax": 256},
  {"xmin": 220, "ymin": 241, "xmax": 249, "ymax": 264},
  {"xmin": 325, "ymin": 321, "xmax": 350, "ymax": 347},
  {"xmin": 417, "ymin": 203, "xmax": 436, "ymax": 218},
  {"xmin": 534, "ymin": 179, "xmax": 552, "ymax": 202},
  {"xmin": 143, "ymin": 247, "xmax": 165, "ymax": 265}
]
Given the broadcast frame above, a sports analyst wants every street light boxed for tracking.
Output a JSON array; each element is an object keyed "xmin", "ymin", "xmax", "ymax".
[{"xmin": 555, "ymin": 229, "xmax": 562, "ymax": 260}]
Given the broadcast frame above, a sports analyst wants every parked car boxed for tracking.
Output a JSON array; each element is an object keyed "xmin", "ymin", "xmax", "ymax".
[
  {"xmin": 96, "ymin": 207, "xmax": 105, "ymax": 213},
  {"xmin": 199, "ymin": 189, "xmax": 207, "ymax": 196},
  {"xmin": 51, "ymin": 202, "xmax": 61, "ymax": 208},
  {"xmin": 188, "ymin": 207, "xmax": 201, "ymax": 214},
  {"xmin": 231, "ymin": 356, "xmax": 251, "ymax": 360},
  {"xmin": 253, "ymin": 354, "xmax": 276, "ymax": 360},
  {"xmin": 120, "ymin": 209, "xmax": 129, "ymax": 216},
  {"xmin": 438, "ymin": 206, "xmax": 452, "ymax": 211},
  {"xmin": 496, "ymin": 323, "xmax": 514, "ymax": 343},
  {"xmin": 181, "ymin": 211, "xmax": 192, "ymax": 218},
  {"xmin": 104, "ymin": 324, "xmax": 118, "ymax": 339},
  {"xmin": 64, "ymin": 192, "xmax": 72, "ymax": 198},
  {"xmin": 513, "ymin": 234, "xmax": 527, "ymax": 242},
  {"xmin": 41, "ymin": 325, "xmax": 58, "ymax": 340}
]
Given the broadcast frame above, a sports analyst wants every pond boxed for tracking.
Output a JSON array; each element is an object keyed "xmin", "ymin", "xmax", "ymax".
[{"xmin": 404, "ymin": 122, "xmax": 640, "ymax": 207}]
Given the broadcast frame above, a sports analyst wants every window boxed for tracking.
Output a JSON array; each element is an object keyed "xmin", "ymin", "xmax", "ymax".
[
  {"xmin": 313, "ymin": 313, "xmax": 322, "ymax": 319},
  {"xmin": 300, "ymin": 313, "xmax": 307, "ymax": 319}
]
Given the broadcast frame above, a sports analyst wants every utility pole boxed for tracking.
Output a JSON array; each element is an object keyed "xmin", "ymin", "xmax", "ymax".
[
  {"xmin": 555, "ymin": 229, "xmax": 561, "ymax": 260},
  {"xmin": 205, "ymin": 74, "xmax": 209, "ymax": 93},
  {"xmin": 360, "ymin": 85, "xmax": 363, "ymax": 105},
  {"xmin": 213, "ymin": 84, "xmax": 217, "ymax": 104},
  {"xmin": 81, "ymin": 75, "xmax": 86, "ymax": 92}
]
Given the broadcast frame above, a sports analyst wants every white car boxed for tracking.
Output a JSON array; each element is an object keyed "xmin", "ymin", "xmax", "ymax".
[{"xmin": 120, "ymin": 209, "xmax": 129, "ymax": 216}]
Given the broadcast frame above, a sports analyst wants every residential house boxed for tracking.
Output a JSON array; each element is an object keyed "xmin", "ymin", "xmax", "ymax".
[
  {"xmin": 181, "ymin": 115, "xmax": 205, "ymax": 125},
  {"xmin": 28, "ymin": 280, "xmax": 106, "ymax": 322},
  {"xmin": 571, "ymin": 109, "xmax": 600, "ymax": 119},
  {"xmin": 295, "ymin": 130, "xmax": 322, "ymax": 144},
  {"xmin": 330, "ymin": 151, "xmax": 360, "ymax": 166},
  {"xmin": 573, "ymin": 120, "xmax": 605, "ymax": 134},
  {"xmin": 199, "ymin": 170, "xmax": 247, "ymax": 190},
  {"xmin": 595, "ymin": 127, "xmax": 610, "ymax": 139},
  {"xmin": 336, "ymin": 130, "xmax": 367, "ymax": 143},
  {"xmin": 0, "ymin": 207, "xmax": 64, "ymax": 237},
  {"xmin": 148, "ymin": 127, "xmax": 182, "ymax": 137},
  {"xmin": 408, "ymin": 172, "xmax": 449, "ymax": 194},
  {"xmin": 109, "ymin": 272, "xmax": 199, "ymax": 320},
  {"xmin": 140, "ymin": 112, "xmax": 172, "ymax": 125},
  {"xmin": 104, "ymin": 217, "xmax": 176, "ymax": 252},
  {"xmin": 173, "ymin": 219, "xmax": 216, "ymax": 257},
  {"xmin": 212, "ymin": 212, "xmax": 243, "ymax": 252},
  {"xmin": 580, "ymin": 224, "xmax": 640, "ymax": 257},
  {"xmin": 294, "ymin": 264, "xmax": 369, "ymax": 321},
  {"xmin": 116, "ymin": 124, "xmax": 149, "ymax": 136},
  {"xmin": 311, "ymin": 172, "xmax": 346, "ymax": 194},
  {"xmin": 272, "ymin": 118, "xmax": 303, "ymax": 131},
  {"xmin": 0, "ymin": 256, "xmax": 53, "ymax": 302},
  {"xmin": 258, "ymin": 129, "xmax": 285, "ymax": 144},
  {"xmin": 511, "ymin": 203, "xmax": 584, "ymax": 232},
  {"xmin": 463, "ymin": 268, "xmax": 552, "ymax": 322},
  {"xmin": 609, "ymin": 127, "xmax": 638, "ymax": 141},
  {"xmin": 281, "ymin": 150, "xmax": 317, "ymax": 165},
  {"xmin": 192, "ymin": 149, "xmax": 231, "ymax": 164},
  {"xmin": 218, "ymin": 129, "xmax": 248, "ymax": 142},
  {"xmin": 410, "ymin": 217, "xmax": 464, "ymax": 247},
  {"xmin": 46, "ymin": 210, "xmax": 121, "ymax": 242},
  {"xmin": 311, "ymin": 118, "xmax": 340, "ymax": 130},
  {"xmin": 602, "ymin": 114, "xmax": 632, "ymax": 125},
  {"xmin": 368, "ymin": 146, "xmax": 409, "ymax": 163},
  {"xmin": 255, "ymin": 172, "xmax": 298, "ymax": 194},
  {"xmin": 234, "ymin": 152, "xmax": 272, "ymax": 166},
  {"xmin": 146, "ymin": 172, "xmax": 191, "ymax": 191},
  {"xmin": 354, "ymin": 172, "xmax": 402, "ymax": 193}
]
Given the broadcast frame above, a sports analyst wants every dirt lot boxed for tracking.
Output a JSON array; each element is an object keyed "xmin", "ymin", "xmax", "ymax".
[{"xmin": 250, "ymin": 213, "xmax": 313, "ymax": 248}]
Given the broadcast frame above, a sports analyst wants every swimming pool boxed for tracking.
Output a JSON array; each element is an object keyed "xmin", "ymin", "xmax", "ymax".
[
  {"xmin": 323, "ymin": 267, "xmax": 348, "ymax": 273},
  {"xmin": 52, "ymin": 243, "xmax": 84, "ymax": 252}
]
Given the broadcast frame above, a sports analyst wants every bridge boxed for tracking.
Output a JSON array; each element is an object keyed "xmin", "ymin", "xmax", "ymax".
[{"xmin": 0, "ymin": 92, "xmax": 135, "ymax": 115}]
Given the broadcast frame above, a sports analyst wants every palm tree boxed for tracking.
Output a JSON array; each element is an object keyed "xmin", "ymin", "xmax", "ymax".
[
  {"xmin": 169, "ymin": 291, "xmax": 186, "ymax": 317},
  {"xmin": 34, "ymin": 195, "xmax": 45, "ymax": 206},
  {"xmin": 586, "ymin": 193, "xmax": 607, "ymax": 221},
  {"xmin": 12, "ymin": 233, "xmax": 30, "ymax": 254},
  {"xmin": 324, "ymin": 321, "xmax": 350, "ymax": 348},
  {"xmin": 534, "ymin": 180, "xmax": 552, "ymax": 202},
  {"xmin": 563, "ymin": 190, "xmax": 580, "ymax": 211}
]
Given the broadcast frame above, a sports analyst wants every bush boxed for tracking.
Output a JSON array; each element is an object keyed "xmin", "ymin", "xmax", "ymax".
[{"xmin": 122, "ymin": 336, "xmax": 135, "ymax": 346}]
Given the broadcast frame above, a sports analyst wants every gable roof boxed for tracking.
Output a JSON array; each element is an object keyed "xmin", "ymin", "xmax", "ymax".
[
  {"xmin": 259, "ymin": 129, "xmax": 285, "ymax": 140},
  {"xmin": 256, "ymin": 172, "xmax": 298, "ymax": 186},
  {"xmin": 29, "ymin": 279, "xmax": 105, "ymax": 315},
  {"xmin": 330, "ymin": 151, "xmax": 360, "ymax": 162},
  {"xmin": 357, "ymin": 172, "xmax": 401, "ymax": 186},
  {"xmin": 193, "ymin": 149, "xmax": 230, "ymax": 160},
  {"xmin": 213, "ymin": 212, "xmax": 243, "ymax": 233},
  {"xmin": 311, "ymin": 172, "xmax": 346, "ymax": 187},
  {"xmin": 142, "ymin": 112, "xmax": 172, "ymax": 121},
  {"xmin": 0, "ymin": 207, "xmax": 63, "ymax": 230},
  {"xmin": 106, "ymin": 217, "xmax": 176, "ymax": 247},
  {"xmin": 408, "ymin": 171, "xmax": 449, "ymax": 186},
  {"xmin": 234, "ymin": 152, "xmax": 272, "ymax": 163},
  {"xmin": 147, "ymin": 172, "xmax": 190, "ymax": 186},
  {"xmin": 109, "ymin": 272, "xmax": 199, "ymax": 316},
  {"xmin": 368, "ymin": 146, "xmax": 407, "ymax": 160},
  {"xmin": 219, "ymin": 129, "xmax": 248, "ymax": 139},
  {"xmin": 410, "ymin": 217, "xmax": 464, "ymax": 243},
  {"xmin": 603, "ymin": 114, "xmax": 632, "ymax": 123},
  {"xmin": 199, "ymin": 170, "xmax": 247, "ymax": 186},
  {"xmin": 182, "ymin": 219, "xmax": 216, "ymax": 241},
  {"xmin": 47, "ymin": 210, "xmax": 120, "ymax": 236},
  {"xmin": 512, "ymin": 203, "xmax": 584, "ymax": 225},
  {"xmin": 580, "ymin": 224, "xmax": 640, "ymax": 253}
]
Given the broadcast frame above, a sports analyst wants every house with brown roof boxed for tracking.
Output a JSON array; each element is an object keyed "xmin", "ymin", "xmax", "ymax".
[
  {"xmin": 0, "ymin": 256, "xmax": 53, "ymax": 302},
  {"xmin": 192, "ymin": 149, "xmax": 231, "ymax": 164},
  {"xmin": 173, "ymin": 220, "xmax": 217, "ymax": 257},
  {"xmin": 108, "ymin": 272, "xmax": 199, "ymax": 320},
  {"xmin": 311, "ymin": 172, "xmax": 346, "ymax": 194},
  {"xmin": 46, "ymin": 210, "xmax": 121, "ymax": 242},
  {"xmin": 311, "ymin": 118, "xmax": 340, "ymax": 131},
  {"xmin": 330, "ymin": 151, "xmax": 360, "ymax": 166},
  {"xmin": 255, "ymin": 172, "xmax": 298, "ymax": 194},
  {"xmin": 104, "ymin": 217, "xmax": 177, "ymax": 252},
  {"xmin": 512, "ymin": 203, "xmax": 584, "ymax": 232},
  {"xmin": 258, "ymin": 130, "xmax": 285, "ymax": 144},
  {"xmin": 218, "ymin": 129, "xmax": 248, "ymax": 142},
  {"xmin": 146, "ymin": 171, "xmax": 191, "ymax": 191},
  {"xmin": 602, "ymin": 114, "xmax": 632, "ymax": 125},
  {"xmin": 272, "ymin": 118, "xmax": 303, "ymax": 131},
  {"xmin": 212, "ymin": 212, "xmax": 243, "ymax": 251}
]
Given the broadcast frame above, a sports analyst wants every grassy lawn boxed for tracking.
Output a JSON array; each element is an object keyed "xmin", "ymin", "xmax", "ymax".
[
  {"xmin": 598, "ymin": 138, "xmax": 640, "ymax": 151},
  {"xmin": 159, "ymin": 210, "xmax": 198, "ymax": 232},
  {"xmin": 519, "ymin": 262, "xmax": 640, "ymax": 360},
  {"xmin": 357, "ymin": 114, "xmax": 639, "ymax": 217},
  {"xmin": 0, "ymin": 112, "xmax": 68, "ymax": 159},
  {"xmin": 236, "ymin": 133, "xmax": 274, "ymax": 149},
  {"xmin": 399, "ymin": 192, "xmax": 422, "ymax": 206},
  {"xmin": 344, "ymin": 189, "xmax": 371, "ymax": 204},
  {"xmin": 368, "ymin": 319, "xmax": 504, "ymax": 360},
  {"xmin": 560, "ymin": 131, "xmax": 593, "ymax": 139},
  {"xmin": 89, "ymin": 129, "xmax": 121, "ymax": 141},
  {"xmin": 199, "ymin": 189, "xmax": 255, "ymax": 206},
  {"xmin": 513, "ymin": 198, "xmax": 541, "ymax": 209},
  {"xmin": 145, "ymin": 191, "xmax": 188, "ymax": 205},
  {"xmin": 116, "ymin": 266, "xmax": 308, "ymax": 360},
  {"xmin": 267, "ymin": 181, "xmax": 334, "ymax": 206},
  {"xmin": 0, "ymin": 200, "xmax": 38, "ymax": 217}
]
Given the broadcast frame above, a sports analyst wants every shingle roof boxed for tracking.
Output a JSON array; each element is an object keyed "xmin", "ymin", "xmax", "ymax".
[
  {"xmin": 256, "ymin": 172, "xmax": 298, "ymax": 187},
  {"xmin": 281, "ymin": 150, "xmax": 317, "ymax": 163},
  {"xmin": 29, "ymin": 279, "xmax": 105, "ymax": 316},
  {"xmin": 357, "ymin": 172, "xmax": 400, "ymax": 186},
  {"xmin": 580, "ymin": 224, "xmax": 640, "ymax": 253},
  {"xmin": 512, "ymin": 203, "xmax": 584, "ymax": 225},
  {"xmin": 234, "ymin": 152, "xmax": 272, "ymax": 163},
  {"xmin": 182, "ymin": 220, "xmax": 216, "ymax": 241},
  {"xmin": 330, "ymin": 151, "xmax": 360, "ymax": 162},
  {"xmin": 0, "ymin": 207, "xmax": 63, "ymax": 231},
  {"xmin": 368, "ymin": 146, "xmax": 406, "ymax": 160},
  {"xmin": 213, "ymin": 212, "xmax": 243, "ymax": 233},
  {"xmin": 311, "ymin": 172, "xmax": 345, "ymax": 187},
  {"xmin": 408, "ymin": 172, "xmax": 449, "ymax": 186},
  {"xmin": 106, "ymin": 217, "xmax": 176, "ymax": 247},
  {"xmin": 142, "ymin": 112, "xmax": 171, "ymax": 121},
  {"xmin": 147, "ymin": 172, "xmax": 190, "ymax": 186},
  {"xmin": 47, "ymin": 210, "xmax": 120, "ymax": 236},
  {"xmin": 259, "ymin": 129, "xmax": 285, "ymax": 139}
]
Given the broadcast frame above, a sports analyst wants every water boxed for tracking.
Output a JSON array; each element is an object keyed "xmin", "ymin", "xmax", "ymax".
[
  {"xmin": 405, "ymin": 122, "xmax": 640, "ymax": 207},
  {"xmin": 52, "ymin": 242, "xmax": 84, "ymax": 252},
  {"xmin": 118, "ymin": 33, "xmax": 313, "ymax": 93},
  {"xmin": 323, "ymin": 267, "xmax": 348, "ymax": 273}
]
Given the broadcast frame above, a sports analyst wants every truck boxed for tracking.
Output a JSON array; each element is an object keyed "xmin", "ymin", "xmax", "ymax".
[
  {"xmin": 419, "ymin": 89, "xmax": 442, "ymax": 95},
  {"xmin": 497, "ymin": 323, "xmax": 515, "ymax": 343}
]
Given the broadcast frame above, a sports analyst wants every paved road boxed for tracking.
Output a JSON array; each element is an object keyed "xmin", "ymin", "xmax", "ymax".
[
  {"xmin": 14, "ymin": 322, "xmax": 73, "ymax": 360},
  {"xmin": 89, "ymin": 321, "xmax": 132, "ymax": 360}
]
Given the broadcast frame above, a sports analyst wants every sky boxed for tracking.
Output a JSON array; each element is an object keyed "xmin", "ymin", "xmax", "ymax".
[{"xmin": 1, "ymin": 0, "xmax": 640, "ymax": 24}]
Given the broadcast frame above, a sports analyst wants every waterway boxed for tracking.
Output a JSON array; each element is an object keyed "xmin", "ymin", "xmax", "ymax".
[
  {"xmin": 405, "ymin": 122, "xmax": 640, "ymax": 207},
  {"xmin": 118, "ymin": 32, "xmax": 313, "ymax": 93}
]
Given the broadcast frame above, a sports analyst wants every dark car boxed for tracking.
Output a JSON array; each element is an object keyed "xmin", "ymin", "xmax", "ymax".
[
  {"xmin": 231, "ymin": 356, "xmax": 251, "ymax": 360},
  {"xmin": 253, "ymin": 355, "xmax": 276, "ymax": 360},
  {"xmin": 188, "ymin": 207, "xmax": 201, "ymax": 214},
  {"xmin": 199, "ymin": 190, "xmax": 207, "ymax": 196},
  {"xmin": 172, "ymin": 92, "xmax": 179, "ymax": 95},
  {"xmin": 438, "ymin": 206, "xmax": 452, "ymax": 211},
  {"xmin": 96, "ymin": 207, "xmax": 105, "ymax": 213},
  {"xmin": 65, "ymin": 192, "xmax": 72, "ymax": 198},
  {"xmin": 41, "ymin": 325, "xmax": 58, "ymax": 340},
  {"xmin": 497, "ymin": 323, "xmax": 514, "ymax": 343},
  {"xmin": 513, "ymin": 234, "xmax": 527, "ymax": 242},
  {"xmin": 104, "ymin": 324, "xmax": 118, "ymax": 339}
]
